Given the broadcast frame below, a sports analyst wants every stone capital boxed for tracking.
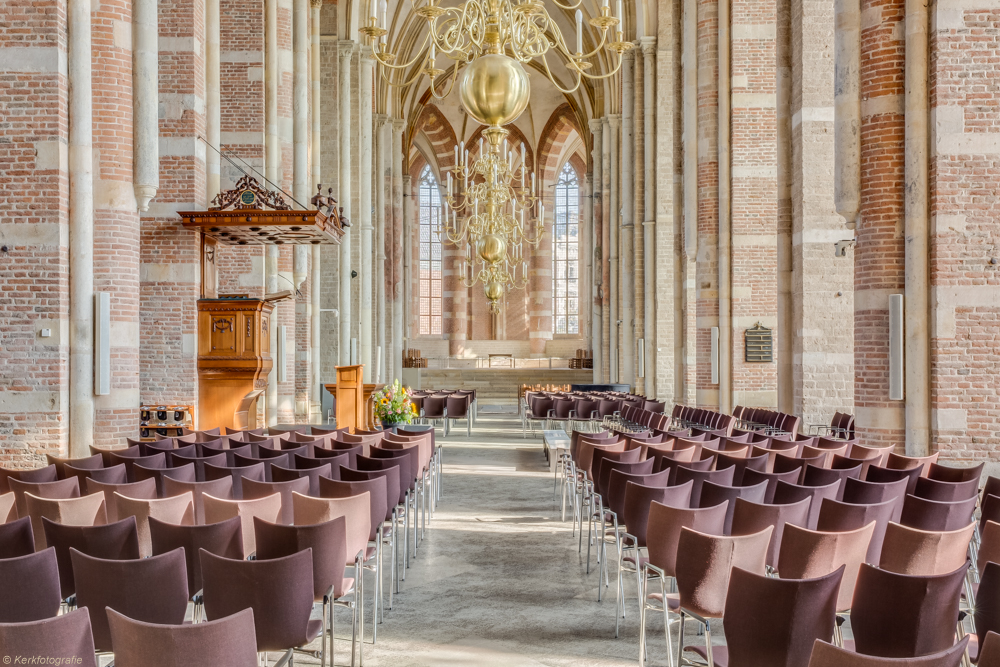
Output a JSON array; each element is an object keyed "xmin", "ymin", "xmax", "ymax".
[
  {"xmin": 622, "ymin": 48, "xmax": 636, "ymax": 64},
  {"xmin": 589, "ymin": 118, "xmax": 603, "ymax": 133},
  {"xmin": 310, "ymin": 0, "xmax": 322, "ymax": 8},
  {"xmin": 360, "ymin": 50, "xmax": 377, "ymax": 66},
  {"xmin": 374, "ymin": 112, "xmax": 390, "ymax": 126},
  {"xmin": 608, "ymin": 113, "xmax": 621, "ymax": 129},
  {"xmin": 392, "ymin": 117, "xmax": 406, "ymax": 131},
  {"xmin": 640, "ymin": 36, "xmax": 656, "ymax": 55},
  {"xmin": 338, "ymin": 40, "xmax": 355, "ymax": 60}
]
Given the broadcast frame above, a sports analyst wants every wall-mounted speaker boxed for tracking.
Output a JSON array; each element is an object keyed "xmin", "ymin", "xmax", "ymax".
[
  {"xmin": 95, "ymin": 292, "xmax": 110, "ymax": 395},
  {"xmin": 889, "ymin": 294, "xmax": 904, "ymax": 400}
]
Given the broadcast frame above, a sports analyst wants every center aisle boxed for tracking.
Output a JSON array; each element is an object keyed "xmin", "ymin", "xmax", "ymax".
[{"xmin": 350, "ymin": 413, "xmax": 639, "ymax": 666}]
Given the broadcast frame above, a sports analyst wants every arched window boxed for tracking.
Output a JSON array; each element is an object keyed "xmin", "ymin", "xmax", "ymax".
[
  {"xmin": 553, "ymin": 162, "xmax": 579, "ymax": 335},
  {"xmin": 418, "ymin": 165, "xmax": 443, "ymax": 336}
]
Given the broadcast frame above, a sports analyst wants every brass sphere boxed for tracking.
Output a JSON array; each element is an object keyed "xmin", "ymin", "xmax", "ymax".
[
  {"xmin": 485, "ymin": 281, "xmax": 504, "ymax": 301},
  {"xmin": 477, "ymin": 234, "xmax": 507, "ymax": 264},
  {"xmin": 459, "ymin": 54, "xmax": 531, "ymax": 127}
]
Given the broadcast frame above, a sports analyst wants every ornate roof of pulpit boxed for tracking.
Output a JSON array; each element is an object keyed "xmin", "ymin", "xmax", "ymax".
[{"xmin": 178, "ymin": 175, "xmax": 347, "ymax": 245}]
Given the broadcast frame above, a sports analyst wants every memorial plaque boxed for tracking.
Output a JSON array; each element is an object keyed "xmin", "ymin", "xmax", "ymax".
[{"xmin": 745, "ymin": 323, "xmax": 773, "ymax": 363}]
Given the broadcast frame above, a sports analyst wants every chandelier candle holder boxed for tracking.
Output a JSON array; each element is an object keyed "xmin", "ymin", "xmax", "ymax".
[
  {"xmin": 361, "ymin": 0, "xmax": 633, "ymax": 311},
  {"xmin": 443, "ymin": 126, "xmax": 544, "ymax": 313}
]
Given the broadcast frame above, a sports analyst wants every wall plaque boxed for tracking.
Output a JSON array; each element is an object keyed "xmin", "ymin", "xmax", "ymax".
[{"xmin": 745, "ymin": 322, "xmax": 773, "ymax": 363}]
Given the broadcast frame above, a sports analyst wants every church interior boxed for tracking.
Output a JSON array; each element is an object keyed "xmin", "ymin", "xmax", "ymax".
[{"xmin": 0, "ymin": 0, "xmax": 998, "ymax": 662}]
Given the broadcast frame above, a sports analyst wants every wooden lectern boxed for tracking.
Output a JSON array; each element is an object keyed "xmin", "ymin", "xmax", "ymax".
[
  {"xmin": 333, "ymin": 365, "xmax": 364, "ymax": 433},
  {"xmin": 197, "ymin": 296, "xmax": 284, "ymax": 432}
]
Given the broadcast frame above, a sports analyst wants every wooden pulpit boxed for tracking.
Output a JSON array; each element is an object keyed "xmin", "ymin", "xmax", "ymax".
[
  {"xmin": 197, "ymin": 297, "xmax": 277, "ymax": 432},
  {"xmin": 363, "ymin": 383, "xmax": 385, "ymax": 430},
  {"xmin": 332, "ymin": 365, "xmax": 365, "ymax": 433}
]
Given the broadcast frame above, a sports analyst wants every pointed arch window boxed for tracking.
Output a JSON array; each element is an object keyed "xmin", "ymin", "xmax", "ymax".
[
  {"xmin": 553, "ymin": 162, "xmax": 580, "ymax": 335},
  {"xmin": 418, "ymin": 165, "xmax": 443, "ymax": 336}
]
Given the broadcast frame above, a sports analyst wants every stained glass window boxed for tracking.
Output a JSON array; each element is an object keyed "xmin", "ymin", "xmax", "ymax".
[
  {"xmin": 418, "ymin": 165, "xmax": 443, "ymax": 336},
  {"xmin": 553, "ymin": 163, "xmax": 579, "ymax": 335}
]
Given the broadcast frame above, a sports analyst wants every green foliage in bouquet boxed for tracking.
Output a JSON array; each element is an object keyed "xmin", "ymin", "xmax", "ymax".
[{"xmin": 373, "ymin": 379, "xmax": 417, "ymax": 427}]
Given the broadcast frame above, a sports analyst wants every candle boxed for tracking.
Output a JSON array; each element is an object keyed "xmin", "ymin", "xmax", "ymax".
[
  {"xmin": 531, "ymin": 172, "xmax": 536, "ymax": 195},
  {"xmin": 447, "ymin": 171, "xmax": 452, "ymax": 196},
  {"xmin": 454, "ymin": 145, "xmax": 459, "ymax": 167},
  {"xmin": 429, "ymin": 41, "xmax": 436, "ymax": 62},
  {"xmin": 380, "ymin": 0, "xmax": 387, "ymax": 28},
  {"xmin": 479, "ymin": 137, "xmax": 484, "ymax": 154},
  {"xmin": 602, "ymin": 0, "xmax": 608, "ymax": 9},
  {"xmin": 576, "ymin": 10, "xmax": 583, "ymax": 53},
  {"xmin": 464, "ymin": 149, "xmax": 469, "ymax": 166},
  {"xmin": 616, "ymin": 0, "xmax": 622, "ymax": 22},
  {"xmin": 459, "ymin": 140, "xmax": 465, "ymax": 165}
]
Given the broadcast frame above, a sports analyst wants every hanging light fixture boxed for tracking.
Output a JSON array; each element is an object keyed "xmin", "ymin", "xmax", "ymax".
[
  {"xmin": 443, "ymin": 131, "xmax": 543, "ymax": 313},
  {"xmin": 361, "ymin": 0, "xmax": 632, "ymax": 311}
]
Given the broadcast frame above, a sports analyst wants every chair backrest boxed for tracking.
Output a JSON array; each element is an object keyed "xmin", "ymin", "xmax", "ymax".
[
  {"xmin": 253, "ymin": 516, "xmax": 349, "ymax": 601},
  {"xmin": 47, "ymin": 453, "xmax": 104, "ymax": 481},
  {"xmin": 740, "ymin": 465, "xmax": 799, "ymax": 499},
  {"xmin": 885, "ymin": 451, "xmax": 939, "ymax": 477},
  {"xmin": 162, "ymin": 475, "xmax": 235, "ymax": 525},
  {"xmin": 165, "ymin": 452, "xmax": 227, "ymax": 483},
  {"xmin": 981, "ymin": 632, "xmax": 1000, "ymax": 667},
  {"xmin": 9, "ymin": 476, "xmax": 80, "ymax": 523},
  {"xmin": 777, "ymin": 521, "xmax": 875, "ymax": 612},
  {"xmin": 622, "ymin": 482, "xmax": 692, "ymax": 547},
  {"xmin": 202, "ymin": 493, "xmax": 281, "ymax": 557},
  {"xmin": 699, "ymin": 480, "xmax": 768, "ymax": 534},
  {"xmin": 815, "ymin": 497, "xmax": 895, "ymax": 565},
  {"xmin": 806, "ymin": 637, "xmax": 969, "ymax": 667},
  {"xmin": 980, "ymin": 520, "xmax": 1000, "ymax": 576},
  {"xmin": 771, "ymin": 480, "xmax": 842, "ymax": 530},
  {"xmin": 850, "ymin": 561, "xmax": 968, "ymax": 659},
  {"xmin": 78, "ymin": 463, "xmax": 128, "ymax": 486},
  {"xmin": 723, "ymin": 565, "xmax": 843, "ymax": 667},
  {"xmin": 341, "ymin": 466, "xmax": 400, "ymax": 522},
  {"xmin": 927, "ymin": 460, "xmax": 983, "ymax": 484},
  {"xmin": 597, "ymin": 457, "xmax": 654, "ymax": 501},
  {"xmin": 912, "ymin": 475, "xmax": 979, "ymax": 502},
  {"xmin": 291, "ymin": 491, "xmax": 371, "ymax": 567},
  {"xmin": 242, "ymin": 476, "xmax": 310, "ymax": 525},
  {"xmin": 714, "ymin": 451, "xmax": 768, "ymax": 486},
  {"xmin": 114, "ymin": 491, "xmax": 195, "ymax": 558},
  {"xmin": 319, "ymin": 476, "xmax": 387, "ymax": 542},
  {"xmin": 731, "ymin": 497, "xmax": 811, "ymax": 569},
  {"xmin": 607, "ymin": 468, "xmax": 672, "ymax": 519},
  {"xmin": 674, "ymin": 526, "xmax": 773, "ymax": 618},
  {"xmin": 976, "ymin": 562, "xmax": 1000, "ymax": 659},
  {"xmin": 900, "ymin": 492, "xmax": 977, "ymax": 532},
  {"xmin": 106, "ymin": 607, "xmax": 258, "ymax": 667},
  {"xmin": 446, "ymin": 396, "xmax": 470, "ymax": 418},
  {"xmin": 370, "ymin": 446, "xmax": 419, "ymax": 493},
  {"xmin": 71, "ymin": 546, "xmax": 189, "ymax": 652},
  {"xmin": 646, "ymin": 500, "xmax": 728, "ymax": 578},
  {"xmin": 134, "ymin": 462, "xmax": 196, "ymax": 496},
  {"xmin": 803, "ymin": 463, "xmax": 862, "ymax": 493},
  {"xmin": 866, "ymin": 464, "xmax": 922, "ymax": 495},
  {"xmin": 0, "ymin": 515, "xmax": 34, "ymax": 558},
  {"xmin": 0, "ymin": 464, "xmax": 58, "ymax": 494},
  {"xmin": 24, "ymin": 491, "xmax": 108, "ymax": 550},
  {"xmin": 84, "ymin": 477, "xmax": 157, "ymax": 524},
  {"xmin": 42, "ymin": 516, "xmax": 140, "ymax": 601},
  {"xmin": 878, "ymin": 520, "xmax": 975, "ymax": 576},
  {"xmin": 271, "ymin": 462, "xmax": 333, "ymax": 497},
  {"xmin": 199, "ymin": 548, "xmax": 315, "ymax": 653},
  {"xmin": 204, "ymin": 462, "xmax": 266, "ymax": 499},
  {"xmin": 842, "ymin": 476, "xmax": 908, "ymax": 523},
  {"xmin": 773, "ymin": 454, "xmax": 826, "ymax": 483},
  {"xmin": 673, "ymin": 465, "xmax": 736, "ymax": 507},
  {"xmin": 0, "ymin": 547, "xmax": 62, "ymax": 622},
  {"xmin": 149, "ymin": 515, "xmax": 244, "ymax": 599},
  {"xmin": 356, "ymin": 455, "xmax": 406, "ymax": 506},
  {"xmin": 110, "ymin": 451, "xmax": 166, "ymax": 483},
  {"xmin": 0, "ymin": 608, "xmax": 98, "ymax": 667}
]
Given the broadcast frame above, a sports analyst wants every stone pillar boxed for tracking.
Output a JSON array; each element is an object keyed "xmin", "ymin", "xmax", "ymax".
[
  {"xmin": 359, "ymin": 52, "xmax": 374, "ymax": 372},
  {"xmin": 338, "ymin": 41, "xmax": 354, "ymax": 364},
  {"xmin": 205, "ymin": 0, "xmax": 220, "ymax": 202},
  {"xmin": 633, "ymin": 46, "xmax": 645, "ymax": 397},
  {"xmin": 855, "ymin": 0, "xmax": 906, "ymax": 446},
  {"xmin": 589, "ymin": 121, "xmax": 603, "ymax": 384},
  {"xmin": 294, "ymin": 245, "xmax": 310, "ymax": 420},
  {"xmin": 904, "ymin": 0, "xmax": 930, "ymax": 455},
  {"xmin": 293, "ymin": 0, "xmax": 310, "ymax": 203},
  {"xmin": 133, "ymin": 0, "xmax": 159, "ymax": 211},
  {"xmin": 391, "ymin": 119, "xmax": 405, "ymax": 374},
  {"xmin": 309, "ymin": 0, "xmax": 322, "ymax": 422},
  {"xmin": 608, "ymin": 114, "xmax": 621, "ymax": 383},
  {"xmin": 681, "ymin": 0, "xmax": 698, "ymax": 405},
  {"xmin": 375, "ymin": 114, "xmax": 389, "ymax": 380},
  {"xmin": 717, "ymin": 0, "xmax": 732, "ymax": 413},
  {"xmin": 68, "ymin": 0, "xmax": 94, "ymax": 456},
  {"xmin": 835, "ymin": 0, "xmax": 861, "ymax": 227},
  {"xmin": 641, "ymin": 38, "xmax": 656, "ymax": 397},
  {"xmin": 583, "ymin": 171, "xmax": 594, "ymax": 372},
  {"xmin": 266, "ymin": 246, "xmax": 279, "ymax": 425},
  {"xmin": 620, "ymin": 53, "xmax": 636, "ymax": 389},
  {"xmin": 402, "ymin": 173, "xmax": 412, "ymax": 343},
  {"xmin": 601, "ymin": 117, "xmax": 611, "ymax": 383},
  {"xmin": 265, "ymin": 0, "xmax": 279, "ymax": 185}
]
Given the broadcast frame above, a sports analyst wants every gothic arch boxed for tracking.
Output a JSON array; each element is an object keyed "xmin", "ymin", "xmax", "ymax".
[{"xmin": 536, "ymin": 104, "xmax": 584, "ymax": 189}]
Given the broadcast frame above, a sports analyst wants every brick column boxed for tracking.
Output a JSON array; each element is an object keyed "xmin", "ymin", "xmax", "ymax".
[
  {"xmin": 93, "ymin": 0, "xmax": 142, "ymax": 447},
  {"xmin": 855, "ymin": 0, "xmax": 905, "ymax": 446},
  {"xmin": 142, "ymin": 0, "xmax": 205, "ymax": 424},
  {"xmin": 589, "ymin": 120, "xmax": 604, "ymax": 383}
]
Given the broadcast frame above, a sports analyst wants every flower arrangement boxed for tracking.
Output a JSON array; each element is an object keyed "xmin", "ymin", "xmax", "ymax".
[{"xmin": 373, "ymin": 380, "xmax": 417, "ymax": 428}]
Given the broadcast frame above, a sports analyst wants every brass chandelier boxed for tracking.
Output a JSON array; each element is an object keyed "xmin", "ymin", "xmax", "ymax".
[
  {"xmin": 444, "ymin": 128, "xmax": 544, "ymax": 313},
  {"xmin": 361, "ymin": 0, "xmax": 632, "ymax": 311}
]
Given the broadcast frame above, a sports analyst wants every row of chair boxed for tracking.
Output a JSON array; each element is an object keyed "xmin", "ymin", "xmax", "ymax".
[
  {"xmin": 522, "ymin": 394, "xmax": 667, "ymax": 437},
  {"xmin": 732, "ymin": 405, "xmax": 802, "ymax": 437},
  {"xmin": 409, "ymin": 390, "xmax": 476, "ymax": 436},
  {"xmin": 0, "ymin": 422, "xmax": 446, "ymax": 666},
  {"xmin": 560, "ymin": 427, "xmax": 993, "ymax": 665}
]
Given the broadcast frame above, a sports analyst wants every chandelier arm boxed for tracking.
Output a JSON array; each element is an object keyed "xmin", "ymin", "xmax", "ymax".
[
  {"xmin": 538, "ymin": 53, "xmax": 584, "ymax": 93},
  {"xmin": 549, "ymin": 0, "xmax": 585, "ymax": 9},
  {"xmin": 377, "ymin": 62, "xmax": 427, "ymax": 88},
  {"xmin": 428, "ymin": 62, "xmax": 463, "ymax": 99},
  {"xmin": 371, "ymin": 32, "xmax": 434, "ymax": 71}
]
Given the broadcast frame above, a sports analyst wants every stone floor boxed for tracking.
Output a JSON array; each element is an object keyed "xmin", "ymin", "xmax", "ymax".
[{"xmin": 283, "ymin": 413, "xmax": 697, "ymax": 667}]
